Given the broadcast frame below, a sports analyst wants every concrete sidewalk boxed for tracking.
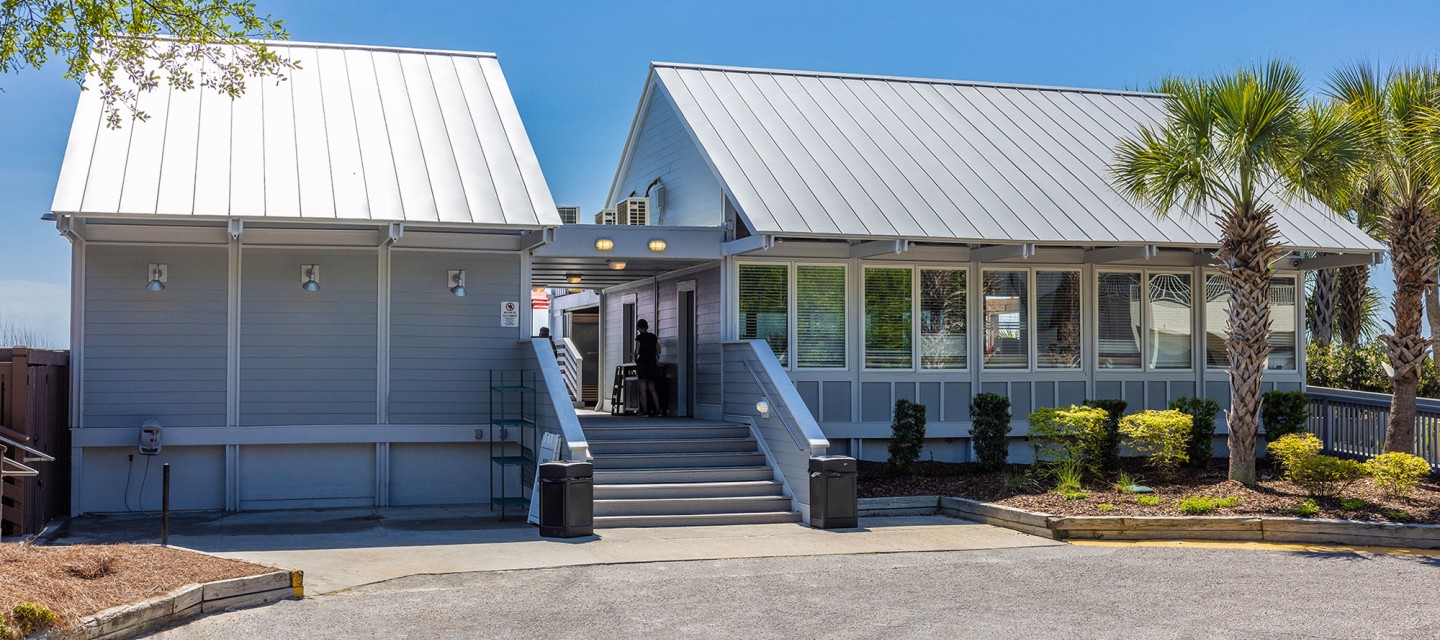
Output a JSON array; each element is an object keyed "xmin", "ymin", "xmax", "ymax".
[{"xmin": 49, "ymin": 507, "xmax": 1061, "ymax": 594}]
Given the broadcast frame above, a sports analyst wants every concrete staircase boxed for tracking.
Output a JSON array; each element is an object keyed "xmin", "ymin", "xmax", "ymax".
[{"xmin": 582, "ymin": 416, "xmax": 800, "ymax": 527}]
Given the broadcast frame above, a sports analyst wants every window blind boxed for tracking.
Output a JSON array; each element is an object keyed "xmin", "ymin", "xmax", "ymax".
[
  {"xmin": 796, "ymin": 265, "xmax": 846, "ymax": 368},
  {"xmin": 738, "ymin": 263, "xmax": 789, "ymax": 363}
]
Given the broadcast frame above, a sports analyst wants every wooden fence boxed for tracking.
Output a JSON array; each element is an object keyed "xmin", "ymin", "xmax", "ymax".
[
  {"xmin": 1, "ymin": 348, "xmax": 70, "ymax": 536},
  {"xmin": 1305, "ymin": 386, "xmax": 1440, "ymax": 470}
]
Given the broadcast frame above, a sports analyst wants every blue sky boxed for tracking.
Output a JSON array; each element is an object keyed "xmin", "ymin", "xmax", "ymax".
[{"xmin": 3, "ymin": 0, "xmax": 1439, "ymax": 346}]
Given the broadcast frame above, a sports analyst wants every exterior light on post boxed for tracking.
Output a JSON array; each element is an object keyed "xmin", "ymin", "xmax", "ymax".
[
  {"xmin": 301, "ymin": 265, "xmax": 320, "ymax": 292},
  {"xmin": 449, "ymin": 269, "xmax": 467, "ymax": 297},
  {"xmin": 648, "ymin": 239, "xmax": 667, "ymax": 253},
  {"xmin": 756, "ymin": 398, "xmax": 770, "ymax": 417},
  {"xmin": 145, "ymin": 264, "xmax": 168, "ymax": 292},
  {"xmin": 608, "ymin": 260, "xmax": 627, "ymax": 270},
  {"xmin": 595, "ymin": 238, "xmax": 614, "ymax": 251}
]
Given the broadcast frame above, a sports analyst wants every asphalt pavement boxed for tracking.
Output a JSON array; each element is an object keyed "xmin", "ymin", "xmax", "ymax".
[{"xmin": 148, "ymin": 544, "xmax": 1440, "ymax": 639}]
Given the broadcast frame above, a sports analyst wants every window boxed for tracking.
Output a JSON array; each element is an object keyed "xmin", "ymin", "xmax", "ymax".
[
  {"xmin": 1147, "ymin": 273, "xmax": 1192, "ymax": 369},
  {"xmin": 1036, "ymin": 271, "xmax": 1081, "ymax": 368},
  {"xmin": 920, "ymin": 269, "xmax": 967, "ymax": 369},
  {"xmin": 983, "ymin": 271, "xmax": 1027, "ymax": 369},
  {"xmin": 864, "ymin": 267, "xmax": 913, "ymax": 369},
  {"xmin": 1204, "ymin": 274, "xmax": 1298, "ymax": 370},
  {"xmin": 738, "ymin": 264, "xmax": 788, "ymax": 363},
  {"xmin": 796, "ymin": 265, "xmax": 846, "ymax": 368},
  {"xmin": 1096, "ymin": 272, "xmax": 1141, "ymax": 369},
  {"xmin": 1269, "ymin": 276, "xmax": 1298, "ymax": 370}
]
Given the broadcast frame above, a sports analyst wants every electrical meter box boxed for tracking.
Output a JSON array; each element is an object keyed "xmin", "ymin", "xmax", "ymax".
[{"xmin": 139, "ymin": 420, "xmax": 162, "ymax": 456}]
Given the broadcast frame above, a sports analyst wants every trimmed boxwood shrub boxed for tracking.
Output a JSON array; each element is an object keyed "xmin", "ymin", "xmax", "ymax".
[
  {"xmin": 1118, "ymin": 409, "xmax": 1192, "ymax": 478},
  {"xmin": 1082, "ymin": 399, "xmax": 1127, "ymax": 474},
  {"xmin": 1261, "ymin": 390, "xmax": 1311, "ymax": 441},
  {"xmin": 969, "ymin": 393, "xmax": 1012, "ymax": 471},
  {"xmin": 1027, "ymin": 405, "xmax": 1108, "ymax": 465},
  {"xmin": 1365, "ymin": 452, "xmax": 1433, "ymax": 498},
  {"xmin": 888, "ymin": 399, "xmax": 927, "ymax": 473},
  {"xmin": 1170, "ymin": 395, "xmax": 1221, "ymax": 469}
]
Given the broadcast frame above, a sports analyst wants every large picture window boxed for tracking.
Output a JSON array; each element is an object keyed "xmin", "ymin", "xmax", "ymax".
[
  {"xmin": 864, "ymin": 267, "xmax": 913, "ymax": 369},
  {"xmin": 1036, "ymin": 271, "xmax": 1082, "ymax": 369},
  {"xmin": 983, "ymin": 271, "xmax": 1028, "ymax": 369},
  {"xmin": 1096, "ymin": 272, "xmax": 1142, "ymax": 369},
  {"xmin": 1203, "ymin": 274, "xmax": 1298, "ymax": 370},
  {"xmin": 920, "ymin": 269, "xmax": 967, "ymax": 369},
  {"xmin": 738, "ymin": 263, "xmax": 788, "ymax": 363},
  {"xmin": 796, "ymin": 265, "xmax": 846, "ymax": 368}
]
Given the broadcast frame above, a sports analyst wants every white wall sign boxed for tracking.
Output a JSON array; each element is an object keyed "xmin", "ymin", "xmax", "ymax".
[{"xmin": 501, "ymin": 300, "xmax": 520, "ymax": 327}]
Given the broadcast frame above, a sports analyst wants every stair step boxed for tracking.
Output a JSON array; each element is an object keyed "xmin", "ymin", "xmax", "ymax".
[
  {"xmin": 593, "ymin": 511, "xmax": 801, "ymax": 528},
  {"xmin": 588, "ymin": 438, "xmax": 758, "ymax": 455},
  {"xmin": 594, "ymin": 466, "xmax": 775, "ymax": 484},
  {"xmin": 595, "ymin": 495, "xmax": 793, "ymax": 516},
  {"xmin": 590, "ymin": 452, "xmax": 767, "ymax": 469},
  {"xmin": 594, "ymin": 480, "xmax": 785, "ymax": 500},
  {"xmin": 583, "ymin": 426, "xmax": 753, "ymax": 441}
]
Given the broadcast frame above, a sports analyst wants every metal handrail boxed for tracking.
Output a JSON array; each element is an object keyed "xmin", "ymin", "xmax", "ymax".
[
  {"xmin": 725, "ymin": 340, "xmax": 829, "ymax": 455},
  {"xmin": 0, "ymin": 432, "xmax": 53, "ymax": 464},
  {"xmin": 0, "ymin": 433, "xmax": 53, "ymax": 478}
]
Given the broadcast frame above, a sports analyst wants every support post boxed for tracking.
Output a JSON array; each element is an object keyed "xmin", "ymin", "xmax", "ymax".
[{"xmin": 161, "ymin": 463, "xmax": 170, "ymax": 546}]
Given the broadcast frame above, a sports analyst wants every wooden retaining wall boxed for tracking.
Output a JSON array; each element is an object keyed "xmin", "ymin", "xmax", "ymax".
[{"xmin": 62, "ymin": 569, "xmax": 303, "ymax": 640}]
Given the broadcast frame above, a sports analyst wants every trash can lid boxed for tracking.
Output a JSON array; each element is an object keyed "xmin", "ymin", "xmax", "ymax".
[
  {"xmin": 808, "ymin": 456, "xmax": 856, "ymax": 472},
  {"xmin": 540, "ymin": 460, "xmax": 594, "ymax": 479}
]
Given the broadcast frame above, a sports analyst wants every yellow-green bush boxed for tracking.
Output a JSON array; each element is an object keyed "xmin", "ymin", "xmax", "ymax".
[
  {"xmin": 1266, "ymin": 433, "xmax": 1323, "ymax": 476},
  {"xmin": 1290, "ymin": 455, "xmax": 1369, "ymax": 498},
  {"xmin": 1118, "ymin": 409, "xmax": 1191, "ymax": 477},
  {"xmin": 1365, "ymin": 452, "xmax": 1433, "ymax": 498},
  {"xmin": 1026, "ymin": 405, "xmax": 1109, "ymax": 466},
  {"xmin": 11, "ymin": 602, "xmax": 58, "ymax": 637}
]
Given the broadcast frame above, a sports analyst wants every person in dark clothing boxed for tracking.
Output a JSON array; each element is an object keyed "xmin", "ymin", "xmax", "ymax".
[{"xmin": 633, "ymin": 319, "xmax": 663, "ymax": 417}]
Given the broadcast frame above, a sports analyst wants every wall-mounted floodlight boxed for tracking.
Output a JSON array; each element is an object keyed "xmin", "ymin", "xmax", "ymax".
[
  {"xmin": 449, "ymin": 269, "xmax": 467, "ymax": 297},
  {"xmin": 595, "ymin": 238, "xmax": 614, "ymax": 251},
  {"xmin": 145, "ymin": 264, "xmax": 168, "ymax": 292},
  {"xmin": 301, "ymin": 265, "xmax": 320, "ymax": 292},
  {"xmin": 648, "ymin": 239, "xmax": 667, "ymax": 253}
]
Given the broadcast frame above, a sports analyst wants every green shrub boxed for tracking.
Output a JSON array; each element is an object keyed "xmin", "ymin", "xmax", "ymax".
[
  {"xmin": 1307, "ymin": 341, "xmax": 1440, "ymax": 397},
  {"xmin": 1291, "ymin": 455, "xmax": 1369, "ymax": 498},
  {"xmin": 1062, "ymin": 490, "xmax": 1088, "ymax": 500},
  {"xmin": 1002, "ymin": 469, "xmax": 1039, "ymax": 493},
  {"xmin": 1082, "ymin": 399, "xmax": 1127, "ymax": 473},
  {"xmin": 888, "ymin": 399, "xmax": 927, "ymax": 473},
  {"xmin": 1339, "ymin": 498, "xmax": 1367, "ymax": 511},
  {"xmin": 1118, "ymin": 410, "xmax": 1191, "ymax": 477},
  {"xmin": 1137, "ymin": 495, "xmax": 1161, "ymax": 507},
  {"xmin": 1050, "ymin": 459, "xmax": 1084, "ymax": 493},
  {"xmin": 1177, "ymin": 495, "xmax": 1221, "ymax": 515},
  {"xmin": 1170, "ymin": 395, "xmax": 1221, "ymax": 469},
  {"xmin": 1261, "ymin": 390, "xmax": 1311, "ymax": 441},
  {"xmin": 1112, "ymin": 471, "xmax": 1139, "ymax": 494},
  {"xmin": 12, "ymin": 602, "xmax": 58, "ymax": 636},
  {"xmin": 1266, "ymin": 433, "xmax": 1323, "ymax": 476},
  {"xmin": 1292, "ymin": 499, "xmax": 1320, "ymax": 517},
  {"xmin": 968, "ymin": 393, "xmax": 1012, "ymax": 471},
  {"xmin": 1364, "ymin": 452, "xmax": 1433, "ymax": 498},
  {"xmin": 1385, "ymin": 509, "xmax": 1416, "ymax": 522},
  {"xmin": 1027, "ymin": 405, "xmax": 1109, "ymax": 466},
  {"xmin": 1097, "ymin": 503, "xmax": 1115, "ymax": 512}
]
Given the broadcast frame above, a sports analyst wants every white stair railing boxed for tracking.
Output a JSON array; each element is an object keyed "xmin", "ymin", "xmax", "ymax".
[
  {"xmin": 559, "ymin": 338, "xmax": 584, "ymax": 403},
  {"xmin": 523, "ymin": 339, "xmax": 590, "ymax": 461}
]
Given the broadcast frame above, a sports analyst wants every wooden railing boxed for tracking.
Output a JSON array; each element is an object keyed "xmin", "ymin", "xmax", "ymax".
[
  {"xmin": 1305, "ymin": 386, "xmax": 1440, "ymax": 470},
  {"xmin": 1, "ymin": 347, "xmax": 70, "ymax": 536}
]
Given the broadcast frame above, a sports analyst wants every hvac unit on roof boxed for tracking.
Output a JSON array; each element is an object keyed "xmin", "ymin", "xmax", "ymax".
[
  {"xmin": 594, "ymin": 208, "xmax": 619, "ymax": 225},
  {"xmin": 615, "ymin": 197, "xmax": 650, "ymax": 226},
  {"xmin": 557, "ymin": 206, "xmax": 580, "ymax": 225}
]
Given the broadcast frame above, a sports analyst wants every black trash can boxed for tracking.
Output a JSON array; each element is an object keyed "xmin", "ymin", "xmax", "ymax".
[
  {"xmin": 539, "ymin": 461, "xmax": 594, "ymax": 538},
  {"xmin": 808, "ymin": 456, "xmax": 858, "ymax": 529}
]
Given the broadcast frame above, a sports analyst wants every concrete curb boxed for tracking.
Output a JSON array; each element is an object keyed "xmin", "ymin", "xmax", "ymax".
[
  {"xmin": 54, "ymin": 569, "xmax": 303, "ymax": 640},
  {"xmin": 858, "ymin": 496, "xmax": 1440, "ymax": 549}
]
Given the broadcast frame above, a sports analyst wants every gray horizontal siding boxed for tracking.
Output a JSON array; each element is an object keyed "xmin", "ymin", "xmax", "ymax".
[
  {"xmin": 83, "ymin": 245, "xmax": 228, "ymax": 428},
  {"xmin": 388, "ymin": 251, "xmax": 524, "ymax": 424},
  {"xmin": 614, "ymin": 88, "xmax": 723, "ymax": 226},
  {"xmin": 240, "ymin": 248, "xmax": 378, "ymax": 426}
]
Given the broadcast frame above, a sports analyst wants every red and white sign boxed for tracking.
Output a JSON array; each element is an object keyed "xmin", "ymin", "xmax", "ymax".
[
  {"xmin": 501, "ymin": 301, "xmax": 520, "ymax": 327},
  {"xmin": 530, "ymin": 287, "xmax": 550, "ymax": 310}
]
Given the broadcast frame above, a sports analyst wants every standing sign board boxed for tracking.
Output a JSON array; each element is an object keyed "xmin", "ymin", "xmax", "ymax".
[{"xmin": 501, "ymin": 301, "xmax": 520, "ymax": 327}]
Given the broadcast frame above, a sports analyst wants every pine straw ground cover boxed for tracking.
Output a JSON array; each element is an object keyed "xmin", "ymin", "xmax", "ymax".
[
  {"xmin": 0, "ymin": 544, "xmax": 271, "ymax": 631},
  {"xmin": 859, "ymin": 459, "xmax": 1440, "ymax": 524}
]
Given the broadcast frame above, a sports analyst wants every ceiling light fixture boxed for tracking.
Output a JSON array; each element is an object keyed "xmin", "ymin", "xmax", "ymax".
[
  {"xmin": 608, "ymin": 260, "xmax": 627, "ymax": 270},
  {"xmin": 595, "ymin": 238, "xmax": 614, "ymax": 251},
  {"xmin": 566, "ymin": 273, "xmax": 583, "ymax": 284},
  {"xmin": 648, "ymin": 239, "xmax": 667, "ymax": 252}
]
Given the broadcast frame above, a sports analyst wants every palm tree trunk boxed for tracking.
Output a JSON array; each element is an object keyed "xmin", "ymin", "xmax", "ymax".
[
  {"xmin": 1309, "ymin": 265, "xmax": 1337, "ymax": 347},
  {"xmin": 1382, "ymin": 202, "xmax": 1438, "ymax": 454},
  {"xmin": 1336, "ymin": 265, "xmax": 1368, "ymax": 347},
  {"xmin": 1217, "ymin": 206, "xmax": 1284, "ymax": 486}
]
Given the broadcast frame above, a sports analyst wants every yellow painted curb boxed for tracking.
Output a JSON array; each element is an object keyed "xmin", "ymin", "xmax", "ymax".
[
  {"xmin": 291, "ymin": 569, "xmax": 305, "ymax": 597},
  {"xmin": 1068, "ymin": 538, "xmax": 1440, "ymax": 558}
]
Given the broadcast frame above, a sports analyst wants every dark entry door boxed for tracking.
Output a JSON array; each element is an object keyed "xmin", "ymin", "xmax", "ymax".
[{"xmin": 677, "ymin": 289, "xmax": 697, "ymax": 417}]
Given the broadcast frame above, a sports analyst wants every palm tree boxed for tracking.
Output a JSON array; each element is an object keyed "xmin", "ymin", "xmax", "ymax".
[
  {"xmin": 1112, "ymin": 61, "xmax": 1362, "ymax": 484},
  {"xmin": 1308, "ymin": 266, "xmax": 1337, "ymax": 347},
  {"xmin": 1329, "ymin": 63, "xmax": 1440, "ymax": 454}
]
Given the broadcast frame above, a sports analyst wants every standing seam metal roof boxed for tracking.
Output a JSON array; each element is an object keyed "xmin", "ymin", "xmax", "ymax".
[
  {"xmin": 649, "ymin": 62, "xmax": 1382, "ymax": 252},
  {"xmin": 51, "ymin": 40, "xmax": 560, "ymax": 227}
]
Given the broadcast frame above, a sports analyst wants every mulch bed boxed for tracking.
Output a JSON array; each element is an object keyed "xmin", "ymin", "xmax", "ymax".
[
  {"xmin": 0, "ymin": 543, "xmax": 272, "ymax": 629},
  {"xmin": 859, "ymin": 459, "xmax": 1440, "ymax": 525}
]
